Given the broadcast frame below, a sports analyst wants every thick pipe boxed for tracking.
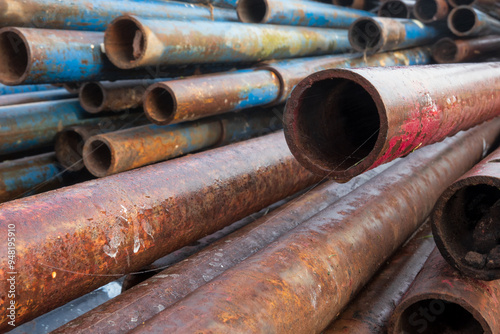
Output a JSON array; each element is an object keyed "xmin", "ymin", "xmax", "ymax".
[
  {"xmin": 432, "ymin": 35, "xmax": 500, "ymax": 63},
  {"xmin": 413, "ymin": 0, "xmax": 449, "ymax": 22},
  {"xmin": 378, "ymin": 0, "xmax": 415, "ymax": 18},
  {"xmin": 432, "ymin": 147, "xmax": 500, "ymax": 281},
  {"xmin": 55, "ymin": 115, "xmax": 149, "ymax": 172},
  {"xmin": 448, "ymin": 6, "xmax": 500, "ymax": 37},
  {"xmin": 83, "ymin": 108, "xmax": 283, "ymax": 177},
  {"xmin": 237, "ymin": 0, "xmax": 375, "ymax": 28},
  {"xmin": 348, "ymin": 17, "xmax": 446, "ymax": 53},
  {"xmin": 0, "ymin": 89, "xmax": 75, "ymax": 107},
  {"xmin": 143, "ymin": 47, "xmax": 431, "ymax": 125},
  {"xmin": 389, "ymin": 249, "xmax": 500, "ymax": 334},
  {"xmin": 0, "ymin": 83, "xmax": 55, "ymax": 95},
  {"xmin": 54, "ymin": 162, "xmax": 394, "ymax": 334},
  {"xmin": 323, "ymin": 223, "xmax": 435, "ymax": 333},
  {"xmin": 0, "ymin": 0, "xmax": 236, "ymax": 31},
  {"xmin": 128, "ymin": 119, "xmax": 500, "ymax": 334},
  {"xmin": 175, "ymin": 0, "xmax": 238, "ymax": 8},
  {"xmin": 104, "ymin": 16, "xmax": 350, "ymax": 69},
  {"xmin": 284, "ymin": 63, "xmax": 500, "ymax": 181},
  {"xmin": 0, "ymin": 131, "xmax": 319, "ymax": 329},
  {"xmin": 448, "ymin": 0, "xmax": 500, "ymax": 19},
  {"xmin": 0, "ymin": 153, "xmax": 63, "ymax": 203}
]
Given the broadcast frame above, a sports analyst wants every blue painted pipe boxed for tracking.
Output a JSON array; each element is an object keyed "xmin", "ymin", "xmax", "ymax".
[
  {"xmin": 0, "ymin": 89, "xmax": 76, "ymax": 107},
  {"xmin": 0, "ymin": 84, "xmax": 56, "ymax": 95},
  {"xmin": 0, "ymin": 0, "xmax": 237, "ymax": 31},
  {"xmin": 448, "ymin": 6, "xmax": 500, "ymax": 37},
  {"xmin": 0, "ymin": 153, "xmax": 63, "ymax": 203},
  {"xmin": 349, "ymin": 17, "xmax": 448, "ymax": 53},
  {"xmin": 237, "ymin": 0, "xmax": 375, "ymax": 28},
  {"xmin": 175, "ymin": 0, "xmax": 239, "ymax": 8},
  {"xmin": 104, "ymin": 16, "xmax": 351, "ymax": 68}
]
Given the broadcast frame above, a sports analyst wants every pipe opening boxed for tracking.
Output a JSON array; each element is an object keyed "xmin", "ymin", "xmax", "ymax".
[
  {"xmin": 295, "ymin": 78, "xmax": 380, "ymax": 172},
  {"xmin": 0, "ymin": 31, "xmax": 29, "ymax": 84},
  {"xmin": 449, "ymin": 0, "xmax": 474, "ymax": 6},
  {"xmin": 237, "ymin": 0, "xmax": 268, "ymax": 23},
  {"xmin": 80, "ymin": 83, "xmax": 105, "ymax": 113},
  {"xmin": 432, "ymin": 39, "xmax": 458, "ymax": 63},
  {"xmin": 56, "ymin": 131, "xmax": 85, "ymax": 170},
  {"xmin": 335, "ymin": 0, "xmax": 355, "ymax": 6},
  {"xmin": 379, "ymin": 1, "xmax": 409, "ymax": 18},
  {"xmin": 442, "ymin": 184, "xmax": 500, "ymax": 271},
  {"xmin": 450, "ymin": 8, "xmax": 476, "ymax": 34},
  {"xmin": 415, "ymin": 0, "xmax": 438, "ymax": 21},
  {"xmin": 397, "ymin": 299, "xmax": 484, "ymax": 333},
  {"xmin": 86, "ymin": 140, "xmax": 112, "ymax": 177},
  {"xmin": 105, "ymin": 18, "xmax": 145, "ymax": 67},
  {"xmin": 144, "ymin": 86, "xmax": 175, "ymax": 124},
  {"xmin": 350, "ymin": 19, "xmax": 382, "ymax": 52}
]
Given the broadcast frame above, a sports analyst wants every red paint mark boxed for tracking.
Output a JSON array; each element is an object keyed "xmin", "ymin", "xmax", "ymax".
[{"xmin": 442, "ymin": 279, "xmax": 453, "ymax": 288}]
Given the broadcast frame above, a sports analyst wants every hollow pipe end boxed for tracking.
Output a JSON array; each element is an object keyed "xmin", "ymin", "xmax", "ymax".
[
  {"xmin": 414, "ymin": 0, "xmax": 450, "ymax": 23},
  {"xmin": 348, "ymin": 17, "xmax": 384, "ymax": 54},
  {"xmin": 431, "ymin": 37, "xmax": 459, "ymax": 63},
  {"xmin": 143, "ymin": 82, "xmax": 178, "ymax": 125},
  {"xmin": 0, "ymin": 27, "xmax": 32, "ymax": 85},
  {"xmin": 236, "ymin": 0, "xmax": 270, "ymax": 24},
  {"xmin": 82, "ymin": 136, "xmax": 115, "ymax": 178},
  {"xmin": 447, "ymin": 6, "xmax": 478, "ymax": 37},
  {"xmin": 79, "ymin": 82, "xmax": 107, "ymax": 114}
]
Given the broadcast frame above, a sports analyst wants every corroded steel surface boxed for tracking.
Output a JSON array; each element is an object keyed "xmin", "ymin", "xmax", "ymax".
[
  {"xmin": 324, "ymin": 223, "xmax": 435, "ymax": 333},
  {"xmin": 0, "ymin": 131, "xmax": 319, "ymax": 329},
  {"xmin": 378, "ymin": 0, "xmax": 415, "ymax": 18},
  {"xmin": 0, "ymin": 83, "xmax": 55, "ymax": 95},
  {"xmin": 104, "ymin": 16, "xmax": 351, "ymax": 69},
  {"xmin": 237, "ymin": 0, "xmax": 374, "ymax": 28},
  {"xmin": 176, "ymin": 0, "xmax": 238, "ymax": 8},
  {"xmin": 0, "ymin": 153, "xmax": 62, "ymax": 204},
  {"xmin": 448, "ymin": 6, "xmax": 500, "ymax": 37},
  {"xmin": 54, "ymin": 164, "xmax": 395, "ymax": 333},
  {"xmin": 389, "ymin": 249, "xmax": 500, "ymax": 334},
  {"xmin": 348, "ymin": 17, "xmax": 446, "ymax": 53},
  {"xmin": 128, "ymin": 119, "xmax": 500, "ymax": 334},
  {"xmin": 284, "ymin": 63, "xmax": 500, "ymax": 181},
  {"xmin": 432, "ymin": 147, "xmax": 500, "ymax": 281},
  {"xmin": 413, "ymin": 0, "xmax": 449, "ymax": 22},
  {"xmin": 333, "ymin": 0, "xmax": 379, "ymax": 11},
  {"xmin": 432, "ymin": 35, "xmax": 500, "ymax": 63},
  {"xmin": 0, "ymin": 89, "xmax": 75, "ymax": 107},
  {"xmin": 83, "ymin": 108, "xmax": 282, "ymax": 177},
  {"xmin": 0, "ymin": 0, "xmax": 236, "ymax": 31}
]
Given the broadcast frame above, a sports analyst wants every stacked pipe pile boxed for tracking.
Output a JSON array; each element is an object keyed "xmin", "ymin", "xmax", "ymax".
[{"xmin": 0, "ymin": 0, "xmax": 499, "ymax": 333}]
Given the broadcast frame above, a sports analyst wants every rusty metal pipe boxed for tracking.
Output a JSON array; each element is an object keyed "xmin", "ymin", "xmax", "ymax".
[
  {"xmin": 0, "ymin": 131, "xmax": 319, "ymax": 329},
  {"xmin": 54, "ymin": 161, "xmax": 394, "ymax": 334},
  {"xmin": 448, "ymin": 0, "xmax": 500, "ymax": 20},
  {"xmin": 127, "ymin": 119, "xmax": 500, "ymax": 334},
  {"xmin": 432, "ymin": 35, "xmax": 500, "ymax": 63},
  {"xmin": 0, "ymin": 88, "xmax": 75, "ymax": 107},
  {"xmin": 55, "ymin": 115, "xmax": 149, "ymax": 172},
  {"xmin": 284, "ymin": 63, "xmax": 500, "ymax": 181},
  {"xmin": 324, "ymin": 223, "xmax": 435, "ymax": 334},
  {"xmin": 175, "ymin": 0, "xmax": 238, "ymax": 8},
  {"xmin": 432, "ymin": 147, "xmax": 500, "ymax": 281},
  {"xmin": 0, "ymin": 83, "xmax": 56, "ymax": 95},
  {"xmin": 333, "ymin": 0, "xmax": 380, "ymax": 11},
  {"xmin": 448, "ymin": 6, "xmax": 500, "ymax": 37},
  {"xmin": 413, "ymin": 0, "xmax": 449, "ymax": 22},
  {"xmin": 104, "ymin": 16, "xmax": 351, "ymax": 69},
  {"xmin": 83, "ymin": 108, "xmax": 283, "ymax": 177},
  {"xmin": 378, "ymin": 0, "xmax": 416, "ymax": 18},
  {"xmin": 143, "ymin": 47, "xmax": 431, "ymax": 125},
  {"xmin": 389, "ymin": 249, "xmax": 500, "ymax": 334},
  {"xmin": 348, "ymin": 17, "xmax": 446, "ymax": 53}
]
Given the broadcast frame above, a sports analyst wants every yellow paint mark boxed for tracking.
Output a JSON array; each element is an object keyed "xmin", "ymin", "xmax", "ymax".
[
  {"xmin": 412, "ymin": 20, "xmax": 425, "ymax": 29},
  {"xmin": 51, "ymin": 271, "xmax": 57, "ymax": 279}
]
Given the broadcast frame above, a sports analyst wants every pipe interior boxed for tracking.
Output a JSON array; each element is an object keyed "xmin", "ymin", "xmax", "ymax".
[
  {"xmin": 144, "ymin": 87, "xmax": 175, "ymax": 124},
  {"xmin": 60, "ymin": 131, "xmax": 85, "ymax": 166},
  {"xmin": 87, "ymin": 140, "xmax": 113, "ymax": 176},
  {"xmin": 106, "ymin": 19, "xmax": 144, "ymax": 64},
  {"xmin": 415, "ymin": 0, "xmax": 438, "ymax": 21},
  {"xmin": 237, "ymin": 0, "xmax": 267, "ymax": 23},
  {"xmin": 0, "ymin": 31, "xmax": 29, "ymax": 83},
  {"xmin": 397, "ymin": 299, "xmax": 484, "ymax": 333},
  {"xmin": 80, "ymin": 83, "xmax": 104, "ymax": 112},
  {"xmin": 451, "ymin": 8, "xmax": 476, "ymax": 33},
  {"xmin": 442, "ymin": 184, "xmax": 500, "ymax": 265},
  {"xmin": 295, "ymin": 78, "xmax": 379, "ymax": 171},
  {"xmin": 379, "ymin": 1, "xmax": 409, "ymax": 18},
  {"xmin": 351, "ymin": 19, "xmax": 381, "ymax": 51},
  {"xmin": 432, "ymin": 39, "xmax": 458, "ymax": 62},
  {"xmin": 450, "ymin": 0, "xmax": 474, "ymax": 5},
  {"xmin": 335, "ymin": 0, "xmax": 355, "ymax": 6}
]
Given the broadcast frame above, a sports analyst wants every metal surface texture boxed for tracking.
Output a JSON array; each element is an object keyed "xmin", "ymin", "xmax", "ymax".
[
  {"xmin": 237, "ymin": 0, "xmax": 375, "ymax": 28},
  {"xmin": 432, "ymin": 146, "xmax": 500, "ymax": 281},
  {"xmin": 83, "ymin": 108, "xmax": 283, "ymax": 177},
  {"xmin": 0, "ymin": 88, "xmax": 75, "ymax": 107},
  {"xmin": 0, "ymin": 131, "xmax": 319, "ymax": 330},
  {"xmin": 389, "ymin": 249, "xmax": 500, "ymax": 334},
  {"xmin": 448, "ymin": 6, "xmax": 500, "ymax": 37},
  {"xmin": 324, "ymin": 223, "xmax": 435, "ymax": 333},
  {"xmin": 104, "ymin": 16, "xmax": 351, "ymax": 69},
  {"xmin": 144, "ymin": 47, "xmax": 431, "ymax": 125},
  {"xmin": 0, "ymin": 83, "xmax": 55, "ymax": 95},
  {"xmin": 0, "ymin": 153, "xmax": 62, "ymax": 204},
  {"xmin": 127, "ymin": 119, "xmax": 500, "ymax": 334},
  {"xmin": 333, "ymin": 0, "xmax": 380, "ymax": 11},
  {"xmin": 413, "ymin": 0, "xmax": 449, "ymax": 22},
  {"xmin": 448, "ymin": 0, "xmax": 500, "ymax": 19},
  {"xmin": 378, "ymin": 0, "xmax": 415, "ymax": 18},
  {"xmin": 0, "ymin": 0, "xmax": 236, "ymax": 31},
  {"xmin": 54, "ymin": 164, "xmax": 395, "ymax": 333},
  {"xmin": 284, "ymin": 63, "xmax": 500, "ymax": 181},
  {"xmin": 348, "ymin": 17, "xmax": 446, "ymax": 53},
  {"xmin": 432, "ymin": 35, "xmax": 500, "ymax": 63},
  {"xmin": 55, "ymin": 114, "xmax": 149, "ymax": 172},
  {"xmin": 175, "ymin": 0, "xmax": 238, "ymax": 8}
]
